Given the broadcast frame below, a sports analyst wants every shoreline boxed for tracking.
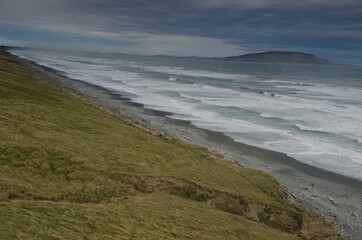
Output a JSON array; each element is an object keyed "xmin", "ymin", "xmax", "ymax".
[{"xmin": 13, "ymin": 53, "xmax": 362, "ymax": 239}]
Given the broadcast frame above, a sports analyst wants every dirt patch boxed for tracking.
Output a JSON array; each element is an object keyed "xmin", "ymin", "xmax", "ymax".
[{"xmin": 121, "ymin": 174, "xmax": 339, "ymax": 240}]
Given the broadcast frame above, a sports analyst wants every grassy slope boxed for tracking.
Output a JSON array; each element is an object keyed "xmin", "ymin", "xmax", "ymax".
[{"xmin": 0, "ymin": 49, "xmax": 301, "ymax": 239}]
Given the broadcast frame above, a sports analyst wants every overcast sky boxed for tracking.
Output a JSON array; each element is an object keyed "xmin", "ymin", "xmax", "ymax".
[{"xmin": 0, "ymin": 0, "xmax": 361, "ymax": 64}]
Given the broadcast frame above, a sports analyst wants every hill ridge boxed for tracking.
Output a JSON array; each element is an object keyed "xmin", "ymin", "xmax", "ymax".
[{"xmin": 225, "ymin": 51, "xmax": 332, "ymax": 64}]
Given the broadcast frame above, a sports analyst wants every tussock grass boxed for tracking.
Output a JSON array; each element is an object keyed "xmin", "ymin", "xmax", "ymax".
[
  {"xmin": 0, "ymin": 193, "xmax": 299, "ymax": 240},
  {"xmin": 0, "ymin": 49, "xmax": 303, "ymax": 239}
]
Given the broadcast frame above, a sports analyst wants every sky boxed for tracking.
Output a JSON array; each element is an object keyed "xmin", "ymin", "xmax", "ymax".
[{"xmin": 0, "ymin": 0, "xmax": 361, "ymax": 64}]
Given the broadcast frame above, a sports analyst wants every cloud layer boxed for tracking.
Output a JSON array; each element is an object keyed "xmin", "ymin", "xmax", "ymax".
[{"xmin": 0, "ymin": 0, "xmax": 361, "ymax": 63}]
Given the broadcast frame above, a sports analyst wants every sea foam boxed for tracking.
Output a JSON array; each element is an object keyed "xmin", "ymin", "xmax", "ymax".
[{"xmin": 10, "ymin": 48, "xmax": 362, "ymax": 180}]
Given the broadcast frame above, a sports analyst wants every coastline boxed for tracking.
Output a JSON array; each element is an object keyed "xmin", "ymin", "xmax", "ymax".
[{"xmin": 13, "ymin": 53, "xmax": 361, "ymax": 239}]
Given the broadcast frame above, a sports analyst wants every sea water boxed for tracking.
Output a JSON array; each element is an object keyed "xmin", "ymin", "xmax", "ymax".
[{"xmin": 10, "ymin": 48, "xmax": 362, "ymax": 181}]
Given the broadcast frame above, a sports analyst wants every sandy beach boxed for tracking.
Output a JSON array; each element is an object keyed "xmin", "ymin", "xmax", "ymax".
[{"xmin": 15, "ymin": 54, "xmax": 362, "ymax": 240}]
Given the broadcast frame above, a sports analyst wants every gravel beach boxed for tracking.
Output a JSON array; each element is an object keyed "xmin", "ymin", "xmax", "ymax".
[{"xmin": 16, "ymin": 54, "xmax": 362, "ymax": 240}]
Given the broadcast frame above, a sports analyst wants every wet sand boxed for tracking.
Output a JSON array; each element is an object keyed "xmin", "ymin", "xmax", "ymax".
[{"xmin": 14, "ymin": 54, "xmax": 362, "ymax": 240}]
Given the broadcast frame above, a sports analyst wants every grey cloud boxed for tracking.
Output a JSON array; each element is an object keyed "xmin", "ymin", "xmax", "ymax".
[
  {"xmin": 2, "ymin": 0, "xmax": 361, "ymax": 38},
  {"xmin": 0, "ymin": 0, "xmax": 361, "ymax": 63}
]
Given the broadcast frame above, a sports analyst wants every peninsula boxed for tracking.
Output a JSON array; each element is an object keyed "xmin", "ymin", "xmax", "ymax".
[{"xmin": 225, "ymin": 52, "xmax": 333, "ymax": 64}]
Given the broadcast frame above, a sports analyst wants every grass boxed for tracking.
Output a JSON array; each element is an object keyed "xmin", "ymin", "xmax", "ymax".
[
  {"xmin": 0, "ymin": 48, "xmax": 304, "ymax": 239},
  {"xmin": 0, "ymin": 193, "xmax": 299, "ymax": 240}
]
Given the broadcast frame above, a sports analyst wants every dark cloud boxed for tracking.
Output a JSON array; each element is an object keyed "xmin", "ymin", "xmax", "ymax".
[{"xmin": 0, "ymin": 0, "xmax": 361, "ymax": 63}]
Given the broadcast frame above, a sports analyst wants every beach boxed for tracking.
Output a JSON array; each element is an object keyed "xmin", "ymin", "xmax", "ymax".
[{"xmin": 14, "ymin": 53, "xmax": 362, "ymax": 240}]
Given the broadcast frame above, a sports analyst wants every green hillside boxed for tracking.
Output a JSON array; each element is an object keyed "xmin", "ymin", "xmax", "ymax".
[{"xmin": 0, "ymin": 49, "xmax": 338, "ymax": 239}]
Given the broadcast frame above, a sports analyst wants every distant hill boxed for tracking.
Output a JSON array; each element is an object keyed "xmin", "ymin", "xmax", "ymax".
[{"xmin": 225, "ymin": 52, "xmax": 333, "ymax": 64}]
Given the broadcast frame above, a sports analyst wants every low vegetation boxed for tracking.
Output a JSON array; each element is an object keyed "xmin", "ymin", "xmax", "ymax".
[{"xmin": 0, "ymin": 48, "xmax": 338, "ymax": 239}]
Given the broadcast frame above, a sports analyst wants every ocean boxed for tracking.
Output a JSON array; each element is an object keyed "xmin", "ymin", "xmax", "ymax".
[{"xmin": 10, "ymin": 48, "xmax": 362, "ymax": 181}]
